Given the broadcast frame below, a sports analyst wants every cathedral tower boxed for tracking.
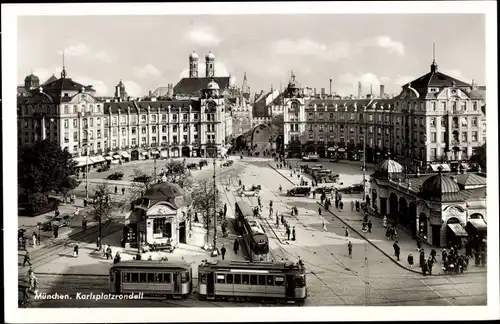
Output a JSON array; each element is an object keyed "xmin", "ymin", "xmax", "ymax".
[
  {"xmin": 189, "ymin": 51, "xmax": 199, "ymax": 78},
  {"xmin": 205, "ymin": 51, "xmax": 215, "ymax": 77}
]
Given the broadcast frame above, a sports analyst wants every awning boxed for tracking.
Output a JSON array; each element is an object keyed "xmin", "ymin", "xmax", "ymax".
[
  {"xmin": 160, "ymin": 150, "xmax": 169, "ymax": 158},
  {"xmin": 72, "ymin": 156, "xmax": 91, "ymax": 168},
  {"xmin": 430, "ymin": 164, "xmax": 451, "ymax": 172},
  {"xmin": 337, "ymin": 148, "xmax": 346, "ymax": 152},
  {"xmin": 90, "ymin": 155, "xmax": 106, "ymax": 163},
  {"xmin": 467, "ymin": 219, "xmax": 487, "ymax": 233},
  {"xmin": 447, "ymin": 223, "xmax": 468, "ymax": 237},
  {"xmin": 327, "ymin": 147, "xmax": 336, "ymax": 152},
  {"xmin": 151, "ymin": 150, "xmax": 160, "ymax": 155},
  {"xmin": 120, "ymin": 151, "xmax": 130, "ymax": 158},
  {"xmin": 113, "ymin": 154, "xmax": 121, "ymax": 159},
  {"xmin": 141, "ymin": 152, "xmax": 149, "ymax": 156},
  {"xmin": 105, "ymin": 156, "xmax": 113, "ymax": 161}
]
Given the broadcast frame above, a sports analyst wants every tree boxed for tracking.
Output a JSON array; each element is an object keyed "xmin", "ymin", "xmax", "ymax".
[
  {"xmin": 18, "ymin": 139, "xmax": 77, "ymax": 196},
  {"xmin": 470, "ymin": 143, "xmax": 486, "ymax": 171},
  {"xmin": 89, "ymin": 182, "xmax": 113, "ymax": 249},
  {"xmin": 162, "ymin": 159, "xmax": 194, "ymax": 189},
  {"xmin": 129, "ymin": 168, "xmax": 155, "ymax": 201},
  {"xmin": 190, "ymin": 179, "xmax": 222, "ymax": 245}
]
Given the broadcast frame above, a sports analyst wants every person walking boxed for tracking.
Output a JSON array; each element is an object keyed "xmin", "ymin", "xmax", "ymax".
[
  {"xmin": 339, "ymin": 201, "xmax": 344, "ymax": 210},
  {"xmin": 23, "ymin": 251, "xmax": 31, "ymax": 267},
  {"xmin": 276, "ymin": 214, "xmax": 280, "ymax": 228},
  {"xmin": 233, "ymin": 239, "xmax": 239, "ymax": 255},
  {"xmin": 292, "ymin": 226, "xmax": 296, "ymax": 241},
  {"xmin": 318, "ymin": 207, "xmax": 322, "ymax": 217},
  {"xmin": 114, "ymin": 251, "xmax": 121, "ymax": 264},
  {"xmin": 350, "ymin": 201, "xmax": 354, "ymax": 211},
  {"xmin": 427, "ymin": 256, "xmax": 434, "ymax": 275},
  {"xmin": 103, "ymin": 244, "xmax": 108, "ymax": 258},
  {"xmin": 348, "ymin": 241, "xmax": 353, "ymax": 258},
  {"xmin": 32, "ymin": 232, "xmax": 37, "ymax": 248},
  {"xmin": 367, "ymin": 220, "xmax": 372, "ymax": 233},
  {"xmin": 344, "ymin": 227, "xmax": 350, "ymax": 237},
  {"xmin": 281, "ymin": 214, "xmax": 285, "ymax": 225},
  {"xmin": 73, "ymin": 242, "xmax": 79, "ymax": 258},
  {"xmin": 407, "ymin": 252, "xmax": 414, "ymax": 268},
  {"xmin": 286, "ymin": 227, "xmax": 291, "ymax": 241},
  {"xmin": 121, "ymin": 187, "xmax": 125, "ymax": 195},
  {"xmin": 430, "ymin": 248, "xmax": 437, "ymax": 263},
  {"xmin": 279, "ymin": 184, "xmax": 282, "ymax": 192},
  {"xmin": 322, "ymin": 221, "xmax": 328, "ymax": 232},
  {"xmin": 115, "ymin": 186, "xmax": 118, "ymax": 194},
  {"xmin": 224, "ymin": 203, "xmax": 227, "ymax": 218},
  {"xmin": 221, "ymin": 245, "xmax": 227, "ymax": 260},
  {"xmin": 419, "ymin": 249, "xmax": 426, "ymax": 268},
  {"xmin": 106, "ymin": 246, "xmax": 112, "ymax": 260},
  {"xmin": 393, "ymin": 241, "xmax": 401, "ymax": 261},
  {"xmin": 383, "ymin": 216, "xmax": 387, "ymax": 228}
]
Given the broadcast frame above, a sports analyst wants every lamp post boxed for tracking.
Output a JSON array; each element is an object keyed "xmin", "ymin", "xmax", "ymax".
[
  {"xmin": 362, "ymin": 119, "xmax": 367, "ymax": 201},
  {"xmin": 81, "ymin": 143, "xmax": 89, "ymax": 201},
  {"xmin": 211, "ymin": 157, "xmax": 218, "ymax": 256}
]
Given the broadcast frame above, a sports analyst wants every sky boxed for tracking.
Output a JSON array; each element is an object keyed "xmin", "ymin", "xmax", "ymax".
[{"xmin": 17, "ymin": 14, "xmax": 486, "ymax": 97}]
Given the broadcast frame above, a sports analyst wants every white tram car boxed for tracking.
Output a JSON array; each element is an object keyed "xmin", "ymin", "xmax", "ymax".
[
  {"xmin": 198, "ymin": 260, "xmax": 307, "ymax": 303},
  {"xmin": 109, "ymin": 260, "xmax": 192, "ymax": 298}
]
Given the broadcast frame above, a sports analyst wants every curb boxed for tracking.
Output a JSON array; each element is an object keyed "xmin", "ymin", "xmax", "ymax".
[
  {"xmin": 318, "ymin": 202, "xmax": 485, "ymax": 277},
  {"xmin": 262, "ymin": 218, "xmax": 287, "ymax": 245},
  {"xmin": 268, "ymin": 164, "xmax": 297, "ymax": 186}
]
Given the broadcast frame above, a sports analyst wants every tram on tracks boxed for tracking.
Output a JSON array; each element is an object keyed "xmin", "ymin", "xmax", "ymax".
[
  {"xmin": 234, "ymin": 200, "xmax": 269, "ymax": 261},
  {"xmin": 198, "ymin": 260, "xmax": 307, "ymax": 303},
  {"xmin": 109, "ymin": 260, "xmax": 192, "ymax": 299}
]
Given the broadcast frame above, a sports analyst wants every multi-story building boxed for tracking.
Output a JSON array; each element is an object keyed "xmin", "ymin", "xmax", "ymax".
[
  {"xmin": 17, "ymin": 65, "xmax": 229, "ymax": 168},
  {"xmin": 281, "ymin": 60, "xmax": 486, "ymax": 172}
]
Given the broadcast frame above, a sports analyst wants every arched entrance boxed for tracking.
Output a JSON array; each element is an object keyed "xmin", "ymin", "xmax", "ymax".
[
  {"xmin": 409, "ymin": 202, "xmax": 417, "ymax": 237},
  {"xmin": 275, "ymin": 135, "xmax": 284, "ymax": 153},
  {"xmin": 418, "ymin": 212, "xmax": 428, "ymax": 240},
  {"xmin": 181, "ymin": 146, "xmax": 191, "ymax": 158},
  {"xmin": 131, "ymin": 150, "xmax": 139, "ymax": 161},
  {"xmin": 206, "ymin": 145, "xmax": 217, "ymax": 158},
  {"xmin": 171, "ymin": 147, "xmax": 180, "ymax": 158},
  {"xmin": 235, "ymin": 134, "xmax": 247, "ymax": 151},
  {"xmin": 371, "ymin": 189, "xmax": 378, "ymax": 211},
  {"xmin": 398, "ymin": 197, "xmax": 409, "ymax": 226},
  {"xmin": 251, "ymin": 124, "xmax": 273, "ymax": 154},
  {"xmin": 389, "ymin": 193, "xmax": 398, "ymax": 218}
]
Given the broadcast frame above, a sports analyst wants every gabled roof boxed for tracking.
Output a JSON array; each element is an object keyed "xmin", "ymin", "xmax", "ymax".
[
  {"xmin": 151, "ymin": 86, "xmax": 170, "ymax": 97},
  {"xmin": 42, "ymin": 77, "xmax": 87, "ymax": 93},
  {"xmin": 405, "ymin": 70, "xmax": 470, "ymax": 89},
  {"xmin": 43, "ymin": 74, "xmax": 58, "ymax": 85},
  {"xmin": 455, "ymin": 173, "xmax": 487, "ymax": 187},
  {"xmin": 173, "ymin": 76, "xmax": 230, "ymax": 97}
]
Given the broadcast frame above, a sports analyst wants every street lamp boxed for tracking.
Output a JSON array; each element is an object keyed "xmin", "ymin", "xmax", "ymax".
[
  {"xmin": 81, "ymin": 143, "xmax": 89, "ymax": 201},
  {"xmin": 362, "ymin": 118, "xmax": 367, "ymax": 201},
  {"xmin": 211, "ymin": 157, "xmax": 218, "ymax": 257}
]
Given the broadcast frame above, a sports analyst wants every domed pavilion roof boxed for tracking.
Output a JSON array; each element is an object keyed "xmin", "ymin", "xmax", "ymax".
[
  {"xmin": 419, "ymin": 173, "xmax": 462, "ymax": 202},
  {"xmin": 143, "ymin": 182, "xmax": 192, "ymax": 209},
  {"xmin": 205, "ymin": 51, "xmax": 215, "ymax": 60},
  {"xmin": 25, "ymin": 74, "xmax": 40, "ymax": 82},
  {"xmin": 189, "ymin": 51, "xmax": 199, "ymax": 60},
  {"xmin": 372, "ymin": 158, "xmax": 403, "ymax": 179}
]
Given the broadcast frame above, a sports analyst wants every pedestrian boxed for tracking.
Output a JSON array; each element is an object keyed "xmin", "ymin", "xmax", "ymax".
[
  {"xmin": 286, "ymin": 227, "xmax": 291, "ymax": 240},
  {"xmin": 73, "ymin": 242, "xmax": 79, "ymax": 257},
  {"xmin": 233, "ymin": 239, "xmax": 239, "ymax": 255},
  {"xmin": 318, "ymin": 207, "xmax": 322, "ymax": 217},
  {"xmin": 115, "ymin": 186, "xmax": 118, "ymax": 194},
  {"xmin": 23, "ymin": 251, "xmax": 31, "ymax": 267},
  {"xmin": 422, "ymin": 259, "xmax": 428, "ymax": 276},
  {"xmin": 335, "ymin": 199, "xmax": 339, "ymax": 209},
  {"xmin": 292, "ymin": 226, "xmax": 296, "ymax": 241},
  {"xmin": 106, "ymin": 246, "xmax": 112, "ymax": 260},
  {"xmin": 103, "ymin": 244, "xmax": 109, "ymax": 258},
  {"xmin": 419, "ymin": 249, "xmax": 425, "ymax": 268},
  {"xmin": 221, "ymin": 245, "xmax": 227, "ymax": 260},
  {"xmin": 385, "ymin": 227, "xmax": 391, "ymax": 240},
  {"xmin": 442, "ymin": 249, "xmax": 448, "ymax": 262},
  {"xmin": 480, "ymin": 251, "xmax": 486, "ymax": 267},
  {"xmin": 279, "ymin": 184, "xmax": 282, "ymax": 192},
  {"xmin": 281, "ymin": 214, "xmax": 285, "ymax": 225},
  {"xmin": 114, "ymin": 251, "xmax": 121, "ymax": 264},
  {"xmin": 32, "ymin": 232, "xmax": 37, "ymax": 248},
  {"xmin": 430, "ymin": 248, "xmax": 437, "ymax": 263},
  {"xmin": 393, "ymin": 241, "xmax": 400, "ymax": 261},
  {"xmin": 355, "ymin": 200, "xmax": 360, "ymax": 211},
  {"xmin": 416, "ymin": 239, "xmax": 422, "ymax": 252},
  {"xmin": 348, "ymin": 241, "xmax": 353, "ymax": 258},
  {"xmin": 276, "ymin": 214, "xmax": 280, "ymax": 228},
  {"xmin": 367, "ymin": 220, "xmax": 372, "ymax": 233},
  {"xmin": 122, "ymin": 187, "xmax": 125, "ymax": 195},
  {"xmin": 53, "ymin": 225, "xmax": 59, "ymax": 239},
  {"xmin": 427, "ymin": 256, "xmax": 434, "ymax": 275},
  {"xmin": 345, "ymin": 227, "xmax": 349, "ymax": 237},
  {"xmin": 407, "ymin": 252, "xmax": 414, "ymax": 268},
  {"xmin": 83, "ymin": 198, "xmax": 87, "ymax": 207},
  {"xmin": 383, "ymin": 216, "xmax": 387, "ymax": 228},
  {"xmin": 339, "ymin": 201, "xmax": 343, "ymax": 210},
  {"xmin": 350, "ymin": 201, "xmax": 354, "ymax": 211},
  {"xmin": 97, "ymin": 237, "xmax": 101, "ymax": 251},
  {"xmin": 322, "ymin": 221, "xmax": 328, "ymax": 232},
  {"xmin": 224, "ymin": 203, "xmax": 227, "ymax": 218},
  {"xmin": 148, "ymin": 255, "xmax": 153, "ymax": 261}
]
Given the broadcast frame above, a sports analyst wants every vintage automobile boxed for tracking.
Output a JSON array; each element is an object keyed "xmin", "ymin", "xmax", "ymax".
[
  {"xmin": 237, "ymin": 187, "xmax": 260, "ymax": 197},
  {"xmin": 313, "ymin": 186, "xmax": 335, "ymax": 195},
  {"xmin": 42, "ymin": 214, "xmax": 71, "ymax": 231},
  {"xmin": 107, "ymin": 172, "xmax": 124, "ymax": 180},
  {"xmin": 286, "ymin": 186, "xmax": 312, "ymax": 197},
  {"xmin": 97, "ymin": 165, "xmax": 110, "ymax": 172},
  {"xmin": 339, "ymin": 184, "xmax": 364, "ymax": 194},
  {"xmin": 133, "ymin": 175, "xmax": 152, "ymax": 183}
]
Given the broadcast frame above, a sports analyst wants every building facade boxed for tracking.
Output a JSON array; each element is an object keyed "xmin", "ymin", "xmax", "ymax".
[{"xmin": 281, "ymin": 61, "xmax": 486, "ymax": 171}]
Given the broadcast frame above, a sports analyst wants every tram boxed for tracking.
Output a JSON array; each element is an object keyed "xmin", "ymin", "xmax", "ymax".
[
  {"xmin": 198, "ymin": 260, "xmax": 307, "ymax": 303},
  {"xmin": 234, "ymin": 200, "xmax": 269, "ymax": 260},
  {"xmin": 109, "ymin": 260, "xmax": 192, "ymax": 299}
]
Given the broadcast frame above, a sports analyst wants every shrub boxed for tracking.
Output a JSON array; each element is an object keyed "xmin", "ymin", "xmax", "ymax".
[{"xmin": 27, "ymin": 193, "xmax": 49, "ymax": 214}]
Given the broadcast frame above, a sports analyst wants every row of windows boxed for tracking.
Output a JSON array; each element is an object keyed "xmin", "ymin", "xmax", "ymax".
[
  {"xmin": 64, "ymin": 134, "xmax": 198, "ymax": 145},
  {"xmin": 200, "ymin": 273, "xmax": 286, "ymax": 286},
  {"xmin": 116, "ymin": 271, "xmax": 188, "ymax": 284},
  {"xmin": 21, "ymin": 103, "xmax": 102, "ymax": 115}
]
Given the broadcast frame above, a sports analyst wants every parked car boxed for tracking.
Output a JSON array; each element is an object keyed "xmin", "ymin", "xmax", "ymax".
[
  {"xmin": 107, "ymin": 172, "xmax": 124, "ymax": 180},
  {"xmin": 313, "ymin": 186, "xmax": 335, "ymax": 195},
  {"xmin": 42, "ymin": 214, "xmax": 71, "ymax": 231},
  {"xmin": 286, "ymin": 186, "xmax": 312, "ymax": 197},
  {"xmin": 340, "ymin": 184, "xmax": 364, "ymax": 194},
  {"xmin": 97, "ymin": 165, "xmax": 110, "ymax": 172},
  {"xmin": 133, "ymin": 175, "xmax": 151, "ymax": 183}
]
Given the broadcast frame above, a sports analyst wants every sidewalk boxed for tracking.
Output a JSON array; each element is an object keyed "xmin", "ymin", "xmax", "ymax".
[{"xmin": 269, "ymin": 163, "xmax": 487, "ymax": 277}]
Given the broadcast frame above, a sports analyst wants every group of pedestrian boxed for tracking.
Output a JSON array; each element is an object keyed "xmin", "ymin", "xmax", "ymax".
[
  {"xmin": 442, "ymin": 246, "xmax": 473, "ymax": 274},
  {"xmin": 361, "ymin": 219, "xmax": 372, "ymax": 233},
  {"xmin": 383, "ymin": 217, "xmax": 398, "ymax": 240}
]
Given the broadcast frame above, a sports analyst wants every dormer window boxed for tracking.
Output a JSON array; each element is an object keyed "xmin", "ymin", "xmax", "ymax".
[{"xmin": 64, "ymin": 93, "xmax": 69, "ymax": 97}]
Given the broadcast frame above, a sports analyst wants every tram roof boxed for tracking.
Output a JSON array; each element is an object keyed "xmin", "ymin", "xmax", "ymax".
[
  {"xmin": 199, "ymin": 260, "xmax": 301, "ymax": 271},
  {"xmin": 111, "ymin": 260, "xmax": 190, "ymax": 270}
]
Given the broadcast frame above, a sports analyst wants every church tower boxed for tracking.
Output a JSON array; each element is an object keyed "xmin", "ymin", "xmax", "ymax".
[
  {"xmin": 114, "ymin": 80, "xmax": 128, "ymax": 102},
  {"xmin": 205, "ymin": 51, "xmax": 215, "ymax": 77},
  {"xmin": 189, "ymin": 51, "xmax": 199, "ymax": 78},
  {"xmin": 242, "ymin": 72, "xmax": 250, "ymax": 95}
]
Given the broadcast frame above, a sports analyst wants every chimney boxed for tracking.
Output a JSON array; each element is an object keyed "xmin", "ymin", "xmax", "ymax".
[
  {"xmin": 314, "ymin": 88, "xmax": 317, "ymax": 97},
  {"xmin": 358, "ymin": 82, "xmax": 362, "ymax": 99},
  {"xmin": 471, "ymin": 79, "xmax": 476, "ymax": 90},
  {"xmin": 149, "ymin": 90, "xmax": 152, "ymax": 96},
  {"xmin": 380, "ymin": 85, "xmax": 385, "ymax": 98},
  {"xmin": 321, "ymin": 88, "xmax": 326, "ymax": 97},
  {"xmin": 370, "ymin": 84, "xmax": 373, "ymax": 96}
]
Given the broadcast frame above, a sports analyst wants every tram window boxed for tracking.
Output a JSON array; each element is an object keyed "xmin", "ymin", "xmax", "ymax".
[
  {"xmin": 131, "ymin": 273, "xmax": 139, "ymax": 282},
  {"xmin": 123, "ymin": 273, "xmax": 131, "ymax": 282},
  {"xmin": 200, "ymin": 273, "xmax": 207, "ymax": 284},
  {"xmin": 250, "ymin": 274, "xmax": 258, "ymax": 285},
  {"xmin": 295, "ymin": 276, "xmax": 305, "ymax": 288},
  {"xmin": 234, "ymin": 274, "xmax": 241, "ymax": 284},
  {"xmin": 242, "ymin": 274, "xmax": 249, "ymax": 285},
  {"xmin": 226, "ymin": 274, "xmax": 234, "ymax": 284},
  {"xmin": 110, "ymin": 272, "xmax": 114, "ymax": 282},
  {"xmin": 139, "ymin": 273, "xmax": 147, "ymax": 282},
  {"xmin": 147, "ymin": 273, "xmax": 155, "ymax": 283},
  {"xmin": 163, "ymin": 273, "xmax": 171, "ymax": 284},
  {"xmin": 181, "ymin": 272, "xmax": 189, "ymax": 283},
  {"xmin": 216, "ymin": 274, "xmax": 226, "ymax": 284},
  {"xmin": 258, "ymin": 275, "xmax": 266, "ymax": 286},
  {"xmin": 274, "ymin": 276, "xmax": 285, "ymax": 286},
  {"xmin": 155, "ymin": 273, "xmax": 162, "ymax": 283},
  {"xmin": 266, "ymin": 275, "xmax": 274, "ymax": 286}
]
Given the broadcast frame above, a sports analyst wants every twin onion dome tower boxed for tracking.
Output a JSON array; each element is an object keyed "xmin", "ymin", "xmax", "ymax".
[{"xmin": 189, "ymin": 50, "xmax": 215, "ymax": 78}]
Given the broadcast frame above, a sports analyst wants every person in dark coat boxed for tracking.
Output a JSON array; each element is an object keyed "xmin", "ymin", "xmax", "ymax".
[
  {"xmin": 233, "ymin": 239, "xmax": 239, "ymax": 255},
  {"xmin": 407, "ymin": 252, "xmax": 414, "ymax": 268},
  {"xmin": 419, "ymin": 249, "xmax": 425, "ymax": 268},
  {"xmin": 121, "ymin": 187, "xmax": 125, "ymax": 195},
  {"xmin": 292, "ymin": 226, "xmax": 296, "ymax": 241},
  {"xmin": 53, "ymin": 225, "xmax": 59, "ymax": 239},
  {"xmin": 318, "ymin": 207, "xmax": 322, "ymax": 217},
  {"xmin": 348, "ymin": 241, "xmax": 353, "ymax": 258},
  {"xmin": 221, "ymin": 245, "xmax": 227, "ymax": 260},
  {"xmin": 367, "ymin": 220, "xmax": 372, "ymax": 233},
  {"xmin": 114, "ymin": 251, "xmax": 121, "ymax": 264},
  {"xmin": 422, "ymin": 259, "xmax": 428, "ymax": 276},
  {"xmin": 339, "ymin": 201, "xmax": 343, "ymax": 210},
  {"xmin": 73, "ymin": 243, "xmax": 79, "ymax": 257},
  {"xmin": 281, "ymin": 214, "xmax": 285, "ymax": 225},
  {"xmin": 83, "ymin": 198, "xmax": 87, "ymax": 207},
  {"xmin": 430, "ymin": 249, "xmax": 437, "ymax": 263},
  {"xmin": 393, "ymin": 241, "xmax": 401, "ymax": 261},
  {"xmin": 286, "ymin": 227, "xmax": 291, "ymax": 240},
  {"xmin": 442, "ymin": 249, "xmax": 448, "ymax": 262},
  {"xmin": 427, "ymin": 256, "xmax": 434, "ymax": 275},
  {"xmin": 115, "ymin": 186, "xmax": 118, "ymax": 194},
  {"xmin": 23, "ymin": 251, "xmax": 31, "ymax": 267}
]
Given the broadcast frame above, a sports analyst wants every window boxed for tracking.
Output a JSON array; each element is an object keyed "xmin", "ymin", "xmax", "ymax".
[
  {"xmin": 308, "ymin": 133, "xmax": 313, "ymax": 140},
  {"xmin": 123, "ymin": 273, "xmax": 131, "ymax": 283},
  {"xmin": 173, "ymin": 125, "xmax": 178, "ymax": 132},
  {"xmin": 258, "ymin": 275, "xmax": 266, "ymax": 286},
  {"xmin": 162, "ymin": 125, "xmax": 167, "ymax": 133},
  {"xmin": 183, "ymin": 113, "xmax": 188, "ymax": 121},
  {"xmin": 142, "ymin": 127, "xmax": 147, "ymax": 134},
  {"xmin": 104, "ymin": 118, "xmax": 108, "ymax": 127},
  {"xmin": 431, "ymin": 102, "xmax": 436, "ymax": 111},
  {"xmin": 472, "ymin": 131, "xmax": 478, "ymax": 142},
  {"xmin": 152, "ymin": 115, "xmax": 157, "ymax": 122},
  {"xmin": 200, "ymin": 273, "xmax": 206, "ymax": 284},
  {"xmin": 64, "ymin": 132, "xmax": 69, "ymax": 143},
  {"xmin": 274, "ymin": 276, "xmax": 285, "ymax": 286},
  {"xmin": 420, "ymin": 117, "xmax": 424, "ymax": 127},
  {"xmin": 250, "ymin": 275, "xmax": 258, "ymax": 285},
  {"xmin": 441, "ymin": 132, "xmax": 446, "ymax": 142},
  {"xmin": 73, "ymin": 132, "xmax": 78, "ymax": 141},
  {"xmin": 64, "ymin": 105, "xmax": 69, "ymax": 114},
  {"xmin": 64, "ymin": 119, "xmax": 69, "ymax": 128},
  {"xmin": 152, "ymin": 126, "xmax": 157, "ymax": 133},
  {"xmin": 461, "ymin": 132, "xmax": 467, "ymax": 142},
  {"xmin": 73, "ymin": 105, "xmax": 78, "ymax": 113},
  {"xmin": 173, "ymin": 114, "xmax": 178, "ymax": 122},
  {"xmin": 329, "ymin": 113, "xmax": 334, "ymax": 120},
  {"xmin": 267, "ymin": 275, "xmax": 274, "ymax": 286},
  {"xmin": 132, "ymin": 127, "xmax": 136, "ymax": 135},
  {"xmin": 452, "ymin": 102, "xmax": 457, "ymax": 114},
  {"xmin": 97, "ymin": 130, "xmax": 101, "ymax": 139},
  {"xmin": 461, "ymin": 117, "xmax": 468, "ymax": 127},
  {"xmin": 431, "ymin": 132, "xmax": 436, "ymax": 143},
  {"xmin": 183, "ymin": 125, "xmax": 188, "ymax": 132},
  {"xmin": 104, "ymin": 129, "xmax": 108, "ymax": 138},
  {"xmin": 141, "ymin": 115, "xmax": 147, "ymax": 123},
  {"xmin": 441, "ymin": 118, "xmax": 446, "ymax": 127},
  {"xmin": 112, "ymin": 117, "xmax": 117, "ymax": 126},
  {"xmin": 430, "ymin": 118, "xmax": 436, "ymax": 127},
  {"xmin": 461, "ymin": 102, "xmax": 467, "ymax": 111},
  {"xmin": 226, "ymin": 274, "xmax": 233, "ymax": 284},
  {"xmin": 147, "ymin": 273, "xmax": 155, "ymax": 283},
  {"xmin": 441, "ymin": 102, "xmax": 446, "ymax": 111},
  {"xmin": 131, "ymin": 138, "xmax": 136, "ymax": 146},
  {"xmin": 473, "ymin": 102, "xmax": 478, "ymax": 111},
  {"xmin": 97, "ymin": 118, "xmax": 101, "ymax": 126},
  {"xmin": 139, "ymin": 273, "xmax": 146, "ymax": 283},
  {"xmin": 163, "ymin": 273, "xmax": 171, "ymax": 284},
  {"xmin": 242, "ymin": 274, "xmax": 249, "ymax": 285},
  {"xmin": 472, "ymin": 117, "xmax": 477, "ymax": 126},
  {"xmin": 193, "ymin": 113, "xmax": 199, "ymax": 120},
  {"xmin": 122, "ymin": 128, "xmax": 126, "ymax": 136},
  {"xmin": 131, "ymin": 273, "xmax": 139, "ymax": 282},
  {"xmin": 216, "ymin": 274, "xmax": 226, "ymax": 284}
]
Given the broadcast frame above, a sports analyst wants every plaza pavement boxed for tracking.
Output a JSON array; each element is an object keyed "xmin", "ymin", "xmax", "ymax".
[{"xmin": 269, "ymin": 162, "xmax": 487, "ymax": 276}]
